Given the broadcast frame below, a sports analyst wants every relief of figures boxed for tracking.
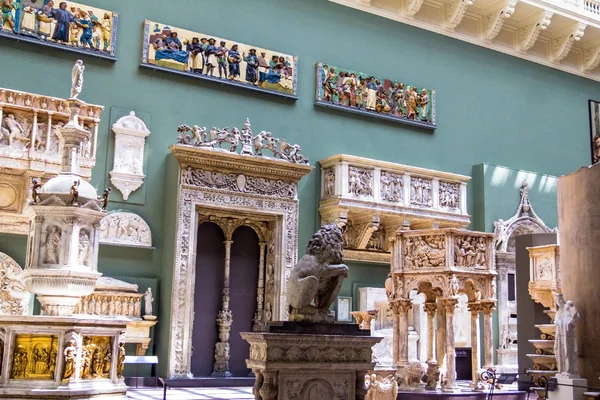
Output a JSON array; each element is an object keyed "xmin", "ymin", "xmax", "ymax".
[
  {"xmin": 79, "ymin": 336, "xmax": 112, "ymax": 379},
  {"xmin": 381, "ymin": 171, "xmax": 403, "ymax": 202},
  {"xmin": 410, "ymin": 177, "xmax": 433, "ymax": 207},
  {"xmin": 0, "ymin": 110, "xmax": 68, "ymax": 154},
  {"xmin": 404, "ymin": 236, "xmax": 445, "ymax": 268},
  {"xmin": 142, "ymin": 20, "xmax": 298, "ymax": 97},
  {"xmin": 323, "ymin": 168, "xmax": 335, "ymax": 197},
  {"xmin": 348, "ymin": 166, "xmax": 373, "ymax": 197},
  {"xmin": 1, "ymin": 0, "xmax": 117, "ymax": 57},
  {"xmin": 454, "ymin": 236, "xmax": 487, "ymax": 267},
  {"xmin": 10, "ymin": 334, "xmax": 58, "ymax": 380},
  {"xmin": 439, "ymin": 181, "xmax": 460, "ymax": 209},
  {"xmin": 177, "ymin": 118, "xmax": 309, "ymax": 165},
  {"xmin": 0, "ymin": 252, "xmax": 29, "ymax": 316},
  {"xmin": 315, "ymin": 62, "xmax": 436, "ymax": 128},
  {"xmin": 99, "ymin": 212, "xmax": 152, "ymax": 247}
]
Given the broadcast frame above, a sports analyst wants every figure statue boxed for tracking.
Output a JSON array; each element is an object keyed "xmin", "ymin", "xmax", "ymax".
[
  {"xmin": 286, "ymin": 224, "xmax": 348, "ymax": 323},
  {"xmin": 99, "ymin": 188, "xmax": 110, "ymax": 211},
  {"xmin": 78, "ymin": 230, "xmax": 90, "ymax": 265},
  {"xmin": 31, "ymin": 179, "xmax": 42, "ymax": 204},
  {"xmin": 62, "ymin": 340, "xmax": 77, "ymax": 381},
  {"xmin": 44, "ymin": 226, "xmax": 61, "ymax": 264},
  {"xmin": 144, "ymin": 288, "xmax": 154, "ymax": 316},
  {"xmin": 116, "ymin": 342, "xmax": 125, "ymax": 378},
  {"xmin": 102, "ymin": 345, "xmax": 111, "ymax": 375},
  {"xmin": 70, "ymin": 60, "xmax": 85, "ymax": 99},
  {"xmin": 493, "ymin": 219, "xmax": 505, "ymax": 249},
  {"xmin": 450, "ymin": 274, "xmax": 459, "ymax": 297},
  {"xmin": 554, "ymin": 293, "xmax": 580, "ymax": 377},
  {"xmin": 70, "ymin": 180, "xmax": 80, "ymax": 206},
  {"xmin": 385, "ymin": 273, "xmax": 394, "ymax": 300},
  {"xmin": 365, "ymin": 373, "xmax": 398, "ymax": 400}
]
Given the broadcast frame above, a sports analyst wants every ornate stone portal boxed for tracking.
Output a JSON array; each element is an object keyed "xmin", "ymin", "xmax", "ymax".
[
  {"xmin": 109, "ymin": 111, "xmax": 151, "ymax": 201},
  {"xmin": 0, "ymin": 84, "xmax": 103, "ymax": 235},
  {"xmin": 319, "ymin": 154, "xmax": 470, "ymax": 264},
  {"xmin": 389, "ymin": 229, "xmax": 497, "ymax": 391},
  {"xmin": 493, "ymin": 181, "xmax": 553, "ymax": 373},
  {"xmin": 167, "ymin": 119, "xmax": 312, "ymax": 378}
]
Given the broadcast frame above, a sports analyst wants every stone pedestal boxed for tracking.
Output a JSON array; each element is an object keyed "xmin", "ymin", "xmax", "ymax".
[
  {"xmin": 241, "ymin": 327, "xmax": 381, "ymax": 400},
  {"xmin": 548, "ymin": 376, "xmax": 588, "ymax": 400},
  {"xmin": 0, "ymin": 315, "xmax": 128, "ymax": 400}
]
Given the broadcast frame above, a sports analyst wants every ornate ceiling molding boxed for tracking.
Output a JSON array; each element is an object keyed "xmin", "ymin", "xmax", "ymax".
[
  {"xmin": 319, "ymin": 154, "xmax": 470, "ymax": 264},
  {"xmin": 329, "ymin": 0, "xmax": 600, "ymax": 81}
]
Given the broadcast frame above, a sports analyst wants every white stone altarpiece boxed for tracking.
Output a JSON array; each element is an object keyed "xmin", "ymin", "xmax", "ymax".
[
  {"xmin": 167, "ymin": 119, "xmax": 312, "ymax": 378},
  {"xmin": 0, "ymin": 84, "xmax": 103, "ymax": 235},
  {"xmin": 493, "ymin": 181, "xmax": 553, "ymax": 373},
  {"xmin": 99, "ymin": 211, "xmax": 153, "ymax": 248},
  {"xmin": 109, "ymin": 111, "xmax": 150, "ymax": 201},
  {"xmin": 319, "ymin": 154, "xmax": 470, "ymax": 264},
  {"xmin": 0, "ymin": 61, "xmax": 129, "ymax": 400}
]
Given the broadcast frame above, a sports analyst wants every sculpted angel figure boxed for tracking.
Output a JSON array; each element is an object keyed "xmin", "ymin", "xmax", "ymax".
[
  {"xmin": 287, "ymin": 224, "xmax": 348, "ymax": 323},
  {"xmin": 144, "ymin": 287, "xmax": 154, "ymax": 316},
  {"xmin": 70, "ymin": 60, "xmax": 85, "ymax": 99}
]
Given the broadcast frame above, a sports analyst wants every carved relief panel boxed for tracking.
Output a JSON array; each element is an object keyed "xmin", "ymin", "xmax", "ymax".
[
  {"xmin": 0, "ymin": 252, "xmax": 29, "ymax": 316},
  {"xmin": 403, "ymin": 235, "xmax": 446, "ymax": 269},
  {"xmin": 109, "ymin": 112, "xmax": 151, "ymax": 201},
  {"xmin": 10, "ymin": 334, "xmax": 59, "ymax": 380},
  {"xmin": 381, "ymin": 171, "xmax": 404, "ymax": 203},
  {"xmin": 453, "ymin": 235, "xmax": 489, "ymax": 268},
  {"xmin": 410, "ymin": 177, "xmax": 433, "ymax": 208},
  {"xmin": 99, "ymin": 212, "xmax": 152, "ymax": 248},
  {"xmin": 348, "ymin": 166, "xmax": 373, "ymax": 197},
  {"xmin": 439, "ymin": 181, "xmax": 460, "ymax": 210}
]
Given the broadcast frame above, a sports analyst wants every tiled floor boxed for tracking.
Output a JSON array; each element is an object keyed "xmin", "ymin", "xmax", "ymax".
[{"xmin": 128, "ymin": 387, "xmax": 254, "ymax": 400}]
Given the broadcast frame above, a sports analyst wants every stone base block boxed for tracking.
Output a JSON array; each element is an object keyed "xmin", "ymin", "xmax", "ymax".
[
  {"xmin": 0, "ymin": 315, "xmax": 130, "ymax": 399},
  {"xmin": 268, "ymin": 321, "xmax": 369, "ymax": 336},
  {"xmin": 548, "ymin": 376, "xmax": 588, "ymax": 400},
  {"xmin": 241, "ymin": 331, "xmax": 381, "ymax": 400}
]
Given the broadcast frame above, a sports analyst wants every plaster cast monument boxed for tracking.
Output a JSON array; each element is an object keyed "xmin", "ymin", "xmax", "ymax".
[
  {"xmin": 287, "ymin": 224, "xmax": 349, "ymax": 323},
  {"xmin": 70, "ymin": 60, "xmax": 85, "ymax": 100},
  {"xmin": 144, "ymin": 288, "xmax": 154, "ymax": 317},
  {"xmin": 365, "ymin": 373, "xmax": 398, "ymax": 400},
  {"xmin": 99, "ymin": 211, "xmax": 152, "ymax": 247},
  {"xmin": 109, "ymin": 111, "xmax": 151, "ymax": 200},
  {"xmin": 554, "ymin": 293, "xmax": 580, "ymax": 378},
  {"xmin": 0, "ymin": 252, "xmax": 29, "ymax": 316}
]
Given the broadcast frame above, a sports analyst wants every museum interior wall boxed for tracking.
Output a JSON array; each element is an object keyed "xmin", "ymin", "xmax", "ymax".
[{"xmin": 0, "ymin": 0, "xmax": 596, "ymax": 379}]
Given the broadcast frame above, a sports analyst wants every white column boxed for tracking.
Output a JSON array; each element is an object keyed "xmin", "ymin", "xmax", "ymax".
[
  {"xmin": 442, "ymin": 297, "xmax": 459, "ymax": 390},
  {"xmin": 29, "ymin": 111, "xmax": 38, "ymax": 156},
  {"xmin": 468, "ymin": 302, "xmax": 483, "ymax": 386},
  {"xmin": 373, "ymin": 167, "xmax": 381, "ymax": 201},
  {"xmin": 481, "ymin": 300, "xmax": 496, "ymax": 368},
  {"xmin": 340, "ymin": 162, "xmax": 349, "ymax": 197},
  {"xmin": 45, "ymin": 113, "xmax": 53, "ymax": 153},
  {"xmin": 424, "ymin": 302, "xmax": 437, "ymax": 361}
]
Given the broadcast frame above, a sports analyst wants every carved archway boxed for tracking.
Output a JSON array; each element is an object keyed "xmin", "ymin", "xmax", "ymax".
[{"xmin": 167, "ymin": 128, "xmax": 312, "ymax": 378}]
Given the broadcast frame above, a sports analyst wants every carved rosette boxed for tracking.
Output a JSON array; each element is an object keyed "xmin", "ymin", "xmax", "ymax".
[{"xmin": 109, "ymin": 111, "xmax": 150, "ymax": 201}]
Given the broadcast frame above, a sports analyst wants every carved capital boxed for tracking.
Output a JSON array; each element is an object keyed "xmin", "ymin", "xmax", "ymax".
[
  {"xmin": 355, "ymin": 215, "xmax": 381, "ymax": 249},
  {"xmin": 482, "ymin": 0, "xmax": 517, "ymax": 42},
  {"xmin": 551, "ymin": 22, "xmax": 586, "ymax": 62},
  {"xmin": 517, "ymin": 11, "xmax": 552, "ymax": 53},
  {"xmin": 467, "ymin": 302, "xmax": 484, "ymax": 315},
  {"xmin": 320, "ymin": 210, "xmax": 348, "ymax": 228},
  {"xmin": 439, "ymin": 297, "xmax": 459, "ymax": 314},
  {"xmin": 480, "ymin": 300, "xmax": 496, "ymax": 315},
  {"xmin": 445, "ymin": 0, "xmax": 474, "ymax": 31},
  {"xmin": 582, "ymin": 44, "xmax": 600, "ymax": 73},
  {"xmin": 423, "ymin": 302, "xmax": 438, "ymax": 316},
  {"xmin": 390, "ymin": 298, "xmax": 412, "ymax": 314}
]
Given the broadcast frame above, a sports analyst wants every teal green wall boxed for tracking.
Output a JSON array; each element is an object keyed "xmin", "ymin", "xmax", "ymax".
[
  {"xmin": 0, "ymin": 0, "xmax": 596, "ymax": 377},
  {"xmin": 339, "ymin": 262, "xmax": 390, "ymax": 311}
]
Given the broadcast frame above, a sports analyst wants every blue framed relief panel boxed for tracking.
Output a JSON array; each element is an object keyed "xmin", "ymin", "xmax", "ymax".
[
  {"xmin": 140, "ymin": 20, "xmax": 299, "ymax": 100},
  {"xmin": 315, "ymin": 62, "xmax": 436, "ymax": 130},
  {"xmin": 0, "ymin": 0, "xmax": 118, "ymax": 61}
]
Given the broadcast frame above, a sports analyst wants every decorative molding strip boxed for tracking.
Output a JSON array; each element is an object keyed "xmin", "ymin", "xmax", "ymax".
[
  {"xmin": 315, "ymin": 63, "xmax": 436, "ymax": 130},
  {"xmin": 140, "ymin": 20, "xmax": 298, "ymax": 100},
  {"xmin": 109, "ymin": 111, "xmax": 151, "ymax": 201},
  {"xmin": 0, "ymin": 1, "xmax": 118, "ymax": 61}
]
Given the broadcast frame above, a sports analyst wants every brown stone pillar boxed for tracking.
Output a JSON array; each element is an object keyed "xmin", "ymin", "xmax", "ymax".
[
  {"xmin": 436, "ymin": 300, "xmax": 447, "ymax": 368},
  {"xmin": 441, "ymin": 297, "xmax": 459, "ymax": 390},
  {"xmin": 424, "ymin": 302, "xmax": 437, "ymax": 362},
  {"xmin": 390, "ymin": 300, "xmax": 401, "ymax": 364},
  {"xmin": 468, "ymin": 302, "xmax": 483, "ymax": 386},
  {"xmin": 396, "ymin": 298, "xmax": 412, "ymax": 368},
  {"xmin": 481, "ymin": 300, "xmax": 496, "ymax": 368}
]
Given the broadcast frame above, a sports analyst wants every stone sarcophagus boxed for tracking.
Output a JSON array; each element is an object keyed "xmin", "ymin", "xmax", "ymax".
[
  {"xmin": 318, "ymin": 154, "xmax": 470, "ymax": 264},
  {"xmin": 0, "ymin": 87, "xmax": 103, "ymax": 235}
]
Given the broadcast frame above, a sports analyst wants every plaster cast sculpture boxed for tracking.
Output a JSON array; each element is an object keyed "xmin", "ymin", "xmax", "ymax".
[
  {"xmin": 144, "ymin": 288, "xmax": 154, "ymax": 316},
  {"xmin": 0, "ymin": 252, "xmax": 29, "ymax": 316},
  {"xmin": 365, "ymin": 373, "xmax": 398, "ymax": 400},
  {"xmin": 177, "ymin": 118, "xmax": 309, "ymax": 165},
  {"xmin": 287, "ymin": 224, "xmax": 349, "ymax": 323},
  {"xmin": 109, "ymin": 111, "xmax": 151, "ymax": 201},
  {"xmin": 70, "ymin": 60, "xmax": 85, "ymax": 100},
  {"xmin": 554, "ymin": 293, "xmax": 580, "ymax": 377},
  {"xmin": 99, "ymin": 211, "xmax": 152, "ymax": 247},
  {"xmin": 398, "ymin": 361, "xmax": 427, "ymax": 390}
]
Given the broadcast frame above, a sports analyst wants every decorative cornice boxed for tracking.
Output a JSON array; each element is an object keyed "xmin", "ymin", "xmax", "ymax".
[
  {"xmin": 517, "ymin": 11, "xmax": 553, "ymax": 52},
  {"xmin": 550, "ymin": 22, "xmax": 586, "ymax": 62},
  {"xmin": 482, "ymin": 0, "xmax": 518, "ymax": 42},
  {"xmin": 445, "ymin": 0, "xmax": 474, "ymax": 30},
  {"xmin": 170, "ymin": 144, "xmax": 313, "ymax": 182},
  {"xmin": 582, "ymin": 43, "xmax": 600, "ymax": 72}
]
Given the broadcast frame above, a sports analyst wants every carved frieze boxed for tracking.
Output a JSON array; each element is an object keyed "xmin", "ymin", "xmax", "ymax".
[
  {"xmin": 0, "ymin": 252, "xmax": 29, "ymax": 316},
  {"xmin": 439, "ymin": 181, "xmax": 460, "ymax": 209},
  {"xmin": 410, "ymin": 177, "xmax": 433, "ymax": 208},
  {"xmin": 348, "ymin": 166, "xmax": 373, "ymax": 197},
  {"xmin": 404, "ymin": 235, "xmax": 446, "ymax": 268},
  {"xmin": 454, "ymin": 236, "xmax": 488, "ymax": 268},
  {"xmin": 381, "ymin": 171, "xmax": 403, "ymax": 202},
  {"xmin": 99, "ymin": 211, "xmax": 152, "ymax": 248},
  {"xmin": 0, "ymin": 87, "xmax": 103, "ymax": 235},
  {"xmin": 109, "ymin": 111, "xmax": 151, "ymax": 201}
]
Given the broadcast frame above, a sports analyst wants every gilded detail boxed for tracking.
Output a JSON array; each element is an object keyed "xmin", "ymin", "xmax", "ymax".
[{"xmin": 11, "ymin": 335, "xmax": 59, "ymax": 380}]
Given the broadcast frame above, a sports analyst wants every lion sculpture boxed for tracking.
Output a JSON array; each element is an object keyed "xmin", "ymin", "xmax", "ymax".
[
  {"xmin": 397, "ymin": 361, "xmax": 427, "ymax": 390},
  {"xmin": 287, "ymin": 224, "xmax": 349, "ymax": 323}
]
